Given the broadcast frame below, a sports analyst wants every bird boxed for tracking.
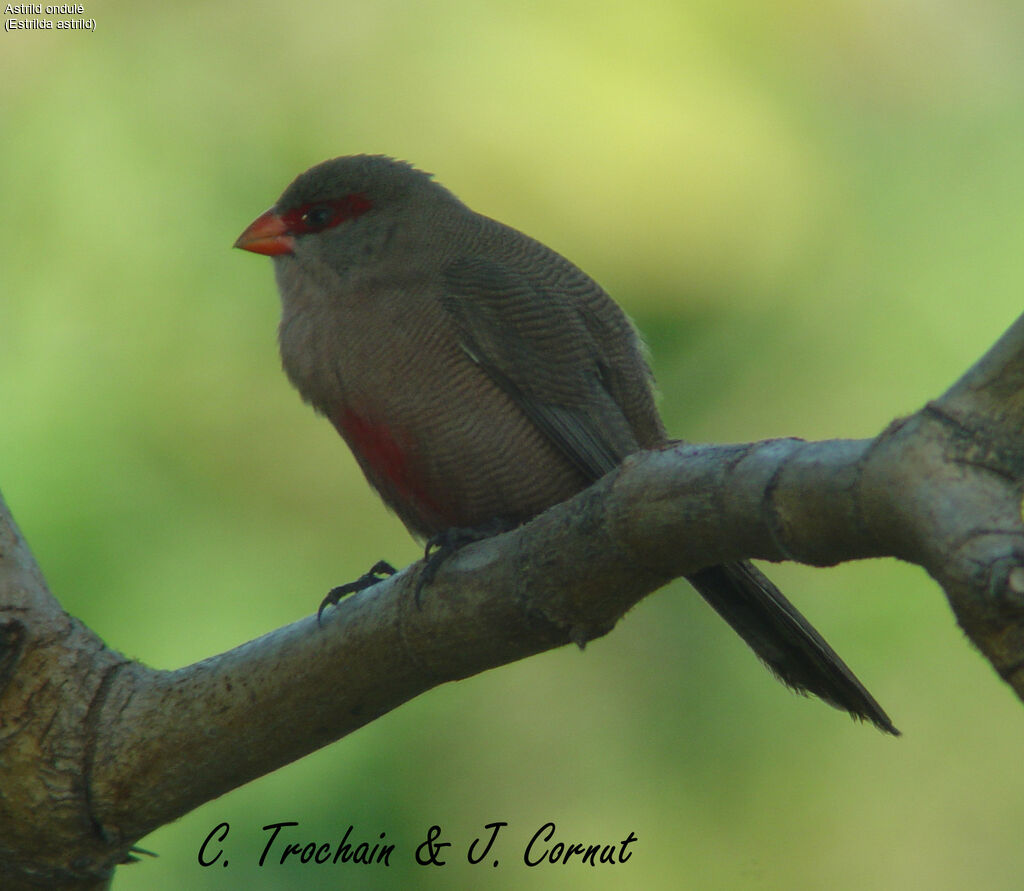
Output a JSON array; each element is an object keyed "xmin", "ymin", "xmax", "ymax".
[{"xmin": 234, "ymin": 154, "xmax": 898, "ymax": 735}]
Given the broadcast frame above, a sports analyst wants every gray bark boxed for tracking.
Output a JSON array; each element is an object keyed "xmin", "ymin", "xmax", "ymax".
[{"xmin": 3, "ymin": 312, "xmax": 1024, "ymax": 888}]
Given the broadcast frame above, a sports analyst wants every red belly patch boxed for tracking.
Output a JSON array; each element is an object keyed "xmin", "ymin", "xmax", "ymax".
[{"xmin": 332, "ymin": 407, "xmax": 449, "ymax": 527}]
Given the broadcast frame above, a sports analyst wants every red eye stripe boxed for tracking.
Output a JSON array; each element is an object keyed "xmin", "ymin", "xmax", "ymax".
[{"xmin": 280, "ymin": 193, "xmax": 373, "ymax": 236}]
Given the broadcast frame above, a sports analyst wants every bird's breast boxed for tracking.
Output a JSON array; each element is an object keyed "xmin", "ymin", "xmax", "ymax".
[{"xmin": 278, "ymin": 275, "xmax": 590, "ymax": 537}]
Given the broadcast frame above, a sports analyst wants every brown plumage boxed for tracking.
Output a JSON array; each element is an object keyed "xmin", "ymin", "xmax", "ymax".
[{"xmin": 236, "ymin": 154, "xmax": 897, "ymax": 735}]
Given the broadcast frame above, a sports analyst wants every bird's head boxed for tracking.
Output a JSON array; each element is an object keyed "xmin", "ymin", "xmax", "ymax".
[{"xmin": 235, "ymin": 154, "xmax": 460, "ymax": 276}]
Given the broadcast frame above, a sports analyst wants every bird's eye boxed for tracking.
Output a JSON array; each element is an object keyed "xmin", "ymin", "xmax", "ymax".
[
  {"xmin": 281, "ymin": 193, "xmax": 373, "ymax": 236},
  {"xmin": 302, "ymin": 204, "xmax": 336, "ymax": 229}
]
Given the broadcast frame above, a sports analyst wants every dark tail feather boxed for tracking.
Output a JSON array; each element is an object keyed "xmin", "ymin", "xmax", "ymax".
[{"xmin": 687, "ymin": 562, "xmax": 898, "ymax": 735}]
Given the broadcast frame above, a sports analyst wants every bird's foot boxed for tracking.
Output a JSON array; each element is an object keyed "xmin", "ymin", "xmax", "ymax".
[
  {"xmin": 416, "ymin": 519, "xmax": 514, "ymax": 607},
  {"xmin": 318, "ymin": 559, "xmax": 397, "ymax": 624}
]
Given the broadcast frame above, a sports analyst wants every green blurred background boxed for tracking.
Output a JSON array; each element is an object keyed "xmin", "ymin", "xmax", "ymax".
[{"xmin": 3, "ymin": 0, "xmax": 1024, "ymax": 888}]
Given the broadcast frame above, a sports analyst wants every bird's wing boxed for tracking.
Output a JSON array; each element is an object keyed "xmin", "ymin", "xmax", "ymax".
[
  {"xmin": 443, "ymin": 255, "xmax": 897, "ymax": 734},
  {"xmin": 441, "ymin": 256, "xmax": 638, "ymax": 481}
]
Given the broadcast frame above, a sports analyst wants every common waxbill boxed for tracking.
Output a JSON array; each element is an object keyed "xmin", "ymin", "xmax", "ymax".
[{"xmin": 235, "ymin": 154, "xmax": 897, "ymax": 735}]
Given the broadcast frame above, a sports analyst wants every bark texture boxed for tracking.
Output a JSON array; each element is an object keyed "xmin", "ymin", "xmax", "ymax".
[{"xmin": 3, "ymin": 312, "xmax": 1024, "ymax": 888}]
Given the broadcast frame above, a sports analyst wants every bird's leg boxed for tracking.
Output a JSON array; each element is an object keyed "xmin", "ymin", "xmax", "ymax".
[
  {"xmin": 318, "ymin": 559, "xmax": 397, "ymax": 624},
  {"xmin": 416, "ymin": 518, "xmax": 515, "ymax": 606}
]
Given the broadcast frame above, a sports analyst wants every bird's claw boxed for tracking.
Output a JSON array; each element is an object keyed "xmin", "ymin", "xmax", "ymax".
[
  {"xmin": 415, "ymin": 520, "xmax": 513, "ymax": 607},
  {"xmin": 318, "ymin": 559, "xmax": 397, "ymax": 624}
]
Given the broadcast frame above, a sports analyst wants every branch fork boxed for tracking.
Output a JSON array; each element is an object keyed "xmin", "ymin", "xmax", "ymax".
[{"xmin": 4, "ymin": 311, "xmax": 1024, "ymax": 887}]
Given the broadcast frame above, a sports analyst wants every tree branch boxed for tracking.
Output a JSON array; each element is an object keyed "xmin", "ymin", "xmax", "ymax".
[{"xmin": 3, "ymin": 312, "xmax": 1024, "ymax": 888}]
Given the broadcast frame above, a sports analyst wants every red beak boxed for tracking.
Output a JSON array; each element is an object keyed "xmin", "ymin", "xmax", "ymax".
[{"xmin": 234, "ymin": 209, "xmax": 295, "ymax": 256}]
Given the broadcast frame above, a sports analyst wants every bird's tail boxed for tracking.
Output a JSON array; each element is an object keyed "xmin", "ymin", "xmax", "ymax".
[{"xmin": 687, "ymin": 561, "xmax": 898, "ymax": 735}]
